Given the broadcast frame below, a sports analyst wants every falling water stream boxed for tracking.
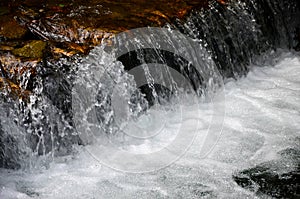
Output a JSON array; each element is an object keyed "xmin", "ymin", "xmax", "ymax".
[
  {"xmin": 0, "ymin": 0, "xmax": 299, "ymax": 198},
  {"xmin": 0, "ymin": 51, "xmax": 299, "ymax": 198}
]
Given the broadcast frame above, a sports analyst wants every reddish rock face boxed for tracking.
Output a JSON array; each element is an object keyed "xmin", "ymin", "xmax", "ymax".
[
  {"xmin": 0, "ymin": 0, "xmax": 214, "ymax": 99},
  {"xmin": 2, "ymin": 0, "xmax": 211, "ymax": 51}
]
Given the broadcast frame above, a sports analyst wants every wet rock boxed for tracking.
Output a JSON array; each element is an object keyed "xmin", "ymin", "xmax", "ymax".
[
  {"xmin": 0, "ymin": 15, "xmax": 27, "ymax": 40},
  {"xmin": 0, "ymin": 54, "xmax": 39, "ymax": 91},
  {"xmin": 0, "ymin": 6, "xmax": 9, "ymax": 16},
  {"xmin": 0, "ymin": 77, "xmax": 31, "ymax": 101},
  {"xmin": 0, "ymin": 54, "xmax": 39, "ymax": 74},
  {"xmin": 0, "ymin": 102, "xmax": 29, "ymax": 169},
  {"xmin": 0, "ymin": 41, "xmax": 26, "ymax": 51},
  {"xmin": 16, "ymin": 0, "xmax": 209, "ymax": 48},
  {"xmin": 24, "ymin": 96, "xmax": 80, "ymax": 157},
  {"xmin": 0, "ymin": 122, "xmax": 22, "ymax": 169},
  {"xmin": 0, "ymin": 76, "xmax": 79, "ymax": 168},
  {"xmin": 15, "ymin": 182, "xmax": 40, "ymax": 197},
  {"xmin": 233, "ymin": 147, "xmax": 300, "ymax": 198},
  {"xmin": 295, "ymin": 28, "xmax": 300, "ymax": 51},
  {"xmin": 12, "ymin": 40, "xmax": 46, "ymax": 58},
  {"xmin": 0, "ymin": 45, "xmax": 14, "ymax": 51},
  {"xmin": 0, "ymin": 0, "xmax": 217, "ymax": 71},
  {"xmin": 175, "ymin": 182, "xmax": 215, "ymax": 198}
]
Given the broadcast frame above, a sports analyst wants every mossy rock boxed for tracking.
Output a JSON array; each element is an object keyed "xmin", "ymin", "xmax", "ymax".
[{"xmin": 12, "ymin": 40, "xmax": 47, "ymax": 58}]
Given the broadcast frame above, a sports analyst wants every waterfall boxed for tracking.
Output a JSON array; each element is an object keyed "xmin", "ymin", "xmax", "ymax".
[{"xmin": 0, "ymin": 0, "xmax": 299, "ymax": 170}]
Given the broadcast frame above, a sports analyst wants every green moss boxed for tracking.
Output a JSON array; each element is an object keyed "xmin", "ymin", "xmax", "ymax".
[{"xmin": 12, "ymin": 40, "xmax": 47, "ymax": 58}]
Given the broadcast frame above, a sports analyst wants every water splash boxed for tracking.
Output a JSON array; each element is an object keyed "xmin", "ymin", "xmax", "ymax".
[{"xmin": 0, "ymin": 0, "xmax": 299, "ymax": 170}]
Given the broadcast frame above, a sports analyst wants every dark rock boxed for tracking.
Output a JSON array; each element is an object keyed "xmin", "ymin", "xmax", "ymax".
[
  {"xmin": 295, "ymin": 28, "xmax": 300, "ymax": 51},
  {"xmin": 0, "ymin": 77, "xmax": 31, "ymax": 101},
  {"xmin": 0, "ymin": 124, "xmax": 22, "ymax": 169},
  {"xmin": 0, "ymin": 6, "xmax": 9, "ymax": 16},
  {"xmin": 0, "ymin": 101, "xmax": 29, "ymax": 169},
  {"xmin": 233, "ymin": 147, "xmax": 300, "ymax": 198},
  {"xmin": 0, "ymin": 15, "xmax": 28, "ymax": 40}
]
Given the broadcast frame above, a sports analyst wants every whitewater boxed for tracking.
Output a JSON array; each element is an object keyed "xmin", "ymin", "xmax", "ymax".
[{"xmin": 0, "ymin": 51, "xmax": 299, "ymax": 198}]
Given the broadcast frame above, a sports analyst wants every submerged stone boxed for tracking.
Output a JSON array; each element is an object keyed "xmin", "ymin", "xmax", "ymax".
[{"xmin": 233, "ymin": 147, "xmax": 300, "ymax": 198}]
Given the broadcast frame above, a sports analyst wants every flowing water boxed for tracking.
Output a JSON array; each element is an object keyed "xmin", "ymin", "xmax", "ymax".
[
  {"xmin": 0, "ymin": 51, "xmax": 299, "ymax": 198},
  {"xmin": 0, "ymin": 0, "xmax": 300, "ymax": 198}
]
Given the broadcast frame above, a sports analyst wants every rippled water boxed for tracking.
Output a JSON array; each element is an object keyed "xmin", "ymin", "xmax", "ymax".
[{"xmin": 0, "ymin": 51, "xmax": 299, "ymax": 198}]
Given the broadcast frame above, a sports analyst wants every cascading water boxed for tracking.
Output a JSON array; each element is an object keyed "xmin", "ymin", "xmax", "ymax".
[{"xmin": 0, "ymin": 0, "xmax": 299, "ymax": 198}]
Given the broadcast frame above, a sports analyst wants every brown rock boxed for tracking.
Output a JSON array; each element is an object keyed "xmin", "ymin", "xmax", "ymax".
[
  {"xmin": 0, "ymin": 45, "xmax": 14, "ymax": 51},
  {"xmin": 0, "ymin": 0, "xmax": 219, "ymax": 100},
  {"xmin": 20, "ymin": 0, "xmax": 209, "ymax": 47},
  {"xmin": 0, "ymin": 77, "xmax": 31, "ymax": 101},
  {"xmin": 0, "ymin": 54, "xmax": 39, "ymax": 78},
  {"xmin": 0, "ymin": 15, "xmax": 27, "ymax": 39}
]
